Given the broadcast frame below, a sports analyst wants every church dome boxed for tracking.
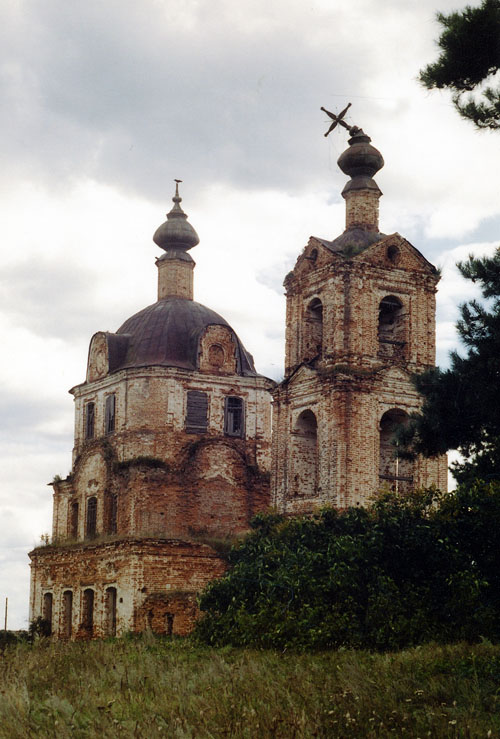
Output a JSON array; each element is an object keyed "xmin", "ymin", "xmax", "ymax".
[
  {"xmin": 110, "ymin": 296, "xmax": 258, "ymax": 376},
  {"xmin": 153, "ymin": 181, "xmax": 200, "ymax": 252}
]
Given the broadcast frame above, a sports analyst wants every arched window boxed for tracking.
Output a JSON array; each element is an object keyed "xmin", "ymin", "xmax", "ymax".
[
  {"xmin": 378, "ymin": 296, "xmax": 406, "ymax": 359},
  {"xmin": 62, "ymin": 591, "xmax": 73, "ymax": 639},
  {"xmin": 86, "ymin": 497, "xmax": 97, "ymax": 539},
  {"xmin": 105, "ymin": 587, "xmax": 117, "ymax": 637},
  {"xmin": 292, "ymin": 410, "xmax": 318, "ymax": 498},
  {"xmin": 68, "ymin": 501, "xmax": 78, "ymax": 539},
  {"xmin": 82, "ymin": 589, "xmax": 94, "ymax": 634},
  {"xmin": 42, "ymin": 592, "xmax": 53, "ymax": 635},
  {"xmin": 85, "ymin": 402, "xmax": 95, "ymax": 440},
  {"xmin": 304, "ymin": 298, "xmax": 323, "ymax": 361},
  {"xmin": 379, "ymin": 409, "xmax": 413, "ymax": 494},
  {"xmin": 224, "ymin": 396, "xmax": 244, "ymax": 437},
  {"xmin": 105, "ymin": 393, "xmax": 116, "ymax": 434}
]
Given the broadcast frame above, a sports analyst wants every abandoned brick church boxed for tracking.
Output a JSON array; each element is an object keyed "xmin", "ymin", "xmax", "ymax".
[{"xmin": 29, "ymin": 125, "xmax": 447, "ymax": 638}]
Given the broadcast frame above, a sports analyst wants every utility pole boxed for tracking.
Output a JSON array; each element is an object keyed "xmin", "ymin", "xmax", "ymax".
[{"xmin": 4, "ymin": 597, "xmax": 7, "ymax": 631}]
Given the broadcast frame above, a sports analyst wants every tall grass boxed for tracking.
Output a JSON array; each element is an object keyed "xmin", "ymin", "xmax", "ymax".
[{"xmin": 0, "ymin": 637, "xmax": 499, "ymax": 737}]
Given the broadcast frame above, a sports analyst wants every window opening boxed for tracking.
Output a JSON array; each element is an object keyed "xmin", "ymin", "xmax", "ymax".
[
  {"xmin": 379, "ymin": 409, "xmax": 413, "ymax": 494},
  {"xmin": 291, "ymin": 410, "xmax": 318, "ymax": 497},
  {"xmin": 224, "ymin": 396, "xmax": 244, "ymax": 437},
  {"xmin": 109, "ymin": 493, "xmax": 118, "ymax": 534},
  {"xmin": 86, "ymin": 496, "xmax": 97, "ymax": 539},
  {"xmin": 105, "ymin": 394, "xmax": 116, "ymax": 434},
  {"xmin": 82, "ymin": 589, "xmax": 94, "ymax": 634},
  {"xmin": 378, "ymin": 296, "xmax": 406, "ymax": 358},
  {"xmin": 85, "ymin": 402, "xmax": 95, "ymax": 440},
  {"xmin": 387, "ymin": 245, "xmax": 400, "ymax": 264},
  {"xmin": 165, "ymin": 613, "xmax": 174, "ymax": 636},
  {"xmin": 305, "ymin": 298, "xmax": 323, "ymax": 360},
  {"xmin": 42, "ymin": 592, "xmax": 53, "ymax": 635},
  {"xmin": 69, "ymin": 501, "xmax": 78, "ymax": 539},
  {"xmin": 62, "ymin": 591, "xmax": 72, "ymax": 639},
  {"xmin": 185, "ymin": 391, "xmax": 208, "ymax": 433},
  {"xmin": 105, "ymin": 587, "xmax": 117, "ymax": 637}
]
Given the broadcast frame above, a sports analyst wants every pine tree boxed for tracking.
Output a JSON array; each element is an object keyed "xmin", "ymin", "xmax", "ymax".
[
  {"xmin": 419, "ymin": 0, "xmax": 500, "ymax": 129},
  {"xmin": 399, "ymin": 248, "xmax": 500, "ymax": 484}
]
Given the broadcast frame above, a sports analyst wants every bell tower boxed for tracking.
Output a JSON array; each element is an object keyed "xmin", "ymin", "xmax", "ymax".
[{"xmin": 272, "ymin": 109, "xmax": 448, "ymax": 512}]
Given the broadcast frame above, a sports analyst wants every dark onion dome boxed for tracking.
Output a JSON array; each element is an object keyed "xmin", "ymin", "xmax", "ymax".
[
  {"xmin": 337, "ymin": 129, "xmax": 384, "ymax": 180},
  {"xmin": 153, "ymin": 181, "xmax": 200, "ymax": 252},
  {"xmin": 107, "ymin": 297, "xmax": 259, "ymax": 376}
]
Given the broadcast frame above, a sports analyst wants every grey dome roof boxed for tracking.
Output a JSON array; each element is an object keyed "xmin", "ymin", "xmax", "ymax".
[{"xmin": 109, "ymin": 297, "xmax": 258, "ymax": 376}]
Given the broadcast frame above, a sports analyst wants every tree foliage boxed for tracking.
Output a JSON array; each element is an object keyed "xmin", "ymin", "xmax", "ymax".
[
  {"xmin": 397, "ymin": 247, "xmax": 500, "ymax": 484},
  {"xmin": 419, "ymin": 0, "xmax": 500, "ymax": 129},
  {"xmin": 195, "ymin": 483, "xmax": 500, "ymax": 650}
]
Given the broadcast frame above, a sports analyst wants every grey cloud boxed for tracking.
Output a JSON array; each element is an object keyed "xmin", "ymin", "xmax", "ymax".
[
  {"xmin": 0, "ymin": 257, "xmax": 132, "ymax": 340},
  {"xmin": 1, "ymin": 0, "xmax": 367, "ymax": 198}
]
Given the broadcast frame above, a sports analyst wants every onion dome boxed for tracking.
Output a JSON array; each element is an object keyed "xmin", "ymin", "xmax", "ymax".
[
  {"xmin": 153, "ymin": 181, "xmax": 200, "ymax": 252},
  {"xmin": 337, "ymin": 129, "xmax": 384, "ymax": 195}
]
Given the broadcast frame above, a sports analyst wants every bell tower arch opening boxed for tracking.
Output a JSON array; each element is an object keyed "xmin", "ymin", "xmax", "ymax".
[
  {"xmin": 291, "ymin": 410, "xmax": 318, "ymax": 498},
  {"xmin": 378, "ymin": 296, "xmax": 406, "ymax": 359},
  {"xmin": 379, "ymin": 408, "xmax": 413, "ymax": 493},
  {"xmin": 304, "ymin": 298, "xmax": 323, "ymax": 362}
]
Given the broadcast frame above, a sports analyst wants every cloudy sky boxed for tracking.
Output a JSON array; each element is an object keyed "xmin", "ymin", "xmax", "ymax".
[{"xmin": 1, "ymin": 0, "xmax": 499, "ymax": 629}]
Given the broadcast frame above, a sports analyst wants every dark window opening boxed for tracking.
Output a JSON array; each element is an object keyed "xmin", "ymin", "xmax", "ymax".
[
  {"xmin": 105, "ymin": 587, "xmax": 117, "ymax": 637},
  {"xmin": 186, "ymin": 391, "xmax": 208, "ymax": 434},
  {"xmin": 86, "ymin": 496, "xmax": 97, "ymax": 539},
  {"xmin": 109, "ymin": 493, "xmax": 118, "ymax": 534},
  {"xmin": 42, "ymin": 592, "xmax": 53, "ymax": 635},
  {"xmin": 69, "ymin": 501, "xmax": 78, "ymax": 539},
  {"xmin": 62, "ymin": 591, "xmax": 72, "ymax": 639},
  {"xmin": 292, "ymin": 410, "xmax": 318, "ymax": 498},
  {"xmin": 165, "ymin": 613, "xmax": 174, "ymax": 636},
  {"xmin": 387, "ymin": 245, "xmax": 400, "ymax": 264},
  {"xmin": 224, "ymin": 396, "xmax": 244, "ymax": 437},
  {"xmin": 378, "ymin": 296, "xmax": 406, "ymax": 359},
  {"xmin": 82, "ymin": 589, "xmax": 94, "ymax": 633},
  {"xmin": 379, "ymin": 409, "xmax": 413, "ymax": 494},
  {"xmin": 105, "ymin": 394, "xmax": 116, "ymax": 434},
  {"xmin": 304, "ymin": 298, "xmax": 323, "ymax": 360},
  {"xmin": 85, "ymin": 402, "xmax": 95, "ymax": 440}
]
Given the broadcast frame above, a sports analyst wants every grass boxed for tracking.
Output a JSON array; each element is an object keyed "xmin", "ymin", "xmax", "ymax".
[{"xmin": 0, "ymin": 638, "xmax": 499, "ymax": 737}]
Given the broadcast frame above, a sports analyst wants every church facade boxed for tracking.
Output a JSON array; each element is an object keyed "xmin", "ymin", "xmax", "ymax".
[{"xmin": 29, "ymin": 126, "xmax": 447, "ymax": 638}]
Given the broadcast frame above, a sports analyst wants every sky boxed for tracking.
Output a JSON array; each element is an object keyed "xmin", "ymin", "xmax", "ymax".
[{"xmin": 1, "ymin": 0, "xmax": 499, "ymax": 630}]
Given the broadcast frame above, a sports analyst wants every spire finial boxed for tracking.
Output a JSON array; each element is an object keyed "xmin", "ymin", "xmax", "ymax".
[{"xmin": 174, "ymin": 179, "xmax": 182, "ymax": 202}]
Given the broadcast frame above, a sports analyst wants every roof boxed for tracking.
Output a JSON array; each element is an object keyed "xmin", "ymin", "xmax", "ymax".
[
  {"xmin": 108, "ymin": 297, "xmax": 259, "ymax": 376},
  {"xmin": 315, "ymin": 227, "xmax": 387, "ymax": 256}
]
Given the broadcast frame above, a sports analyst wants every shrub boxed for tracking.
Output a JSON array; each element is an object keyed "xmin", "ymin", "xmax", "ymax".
[{"xmin": 195, "ymin": 483, "xmax": 500, "ymax": 650}]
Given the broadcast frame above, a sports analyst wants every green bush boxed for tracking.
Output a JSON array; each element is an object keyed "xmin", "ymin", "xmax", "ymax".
[{"xmin": 195, "ymin": 483, "xmax": 500, "ymax": 650}]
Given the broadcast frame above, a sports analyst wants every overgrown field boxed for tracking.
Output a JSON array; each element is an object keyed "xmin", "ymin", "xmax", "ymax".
[{"xmin": 0, "ymin": 638, "xmax": 499, "ymax": 737}]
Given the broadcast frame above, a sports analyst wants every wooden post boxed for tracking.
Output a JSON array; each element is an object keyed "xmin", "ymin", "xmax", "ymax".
[{"xmin": 4, "ymin": 597, "xmax": 7, "ymax": 631}]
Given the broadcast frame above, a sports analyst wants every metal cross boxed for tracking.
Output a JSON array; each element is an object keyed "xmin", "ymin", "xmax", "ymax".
[{"xmin": 321, "ymin": 103, "xmax": 360, "ymax": 138}]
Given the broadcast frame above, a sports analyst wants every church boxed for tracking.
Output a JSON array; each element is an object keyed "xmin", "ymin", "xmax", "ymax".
[{"xmin": 29, "ymin": 120, "xmax": 447, "ymax": 638}]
